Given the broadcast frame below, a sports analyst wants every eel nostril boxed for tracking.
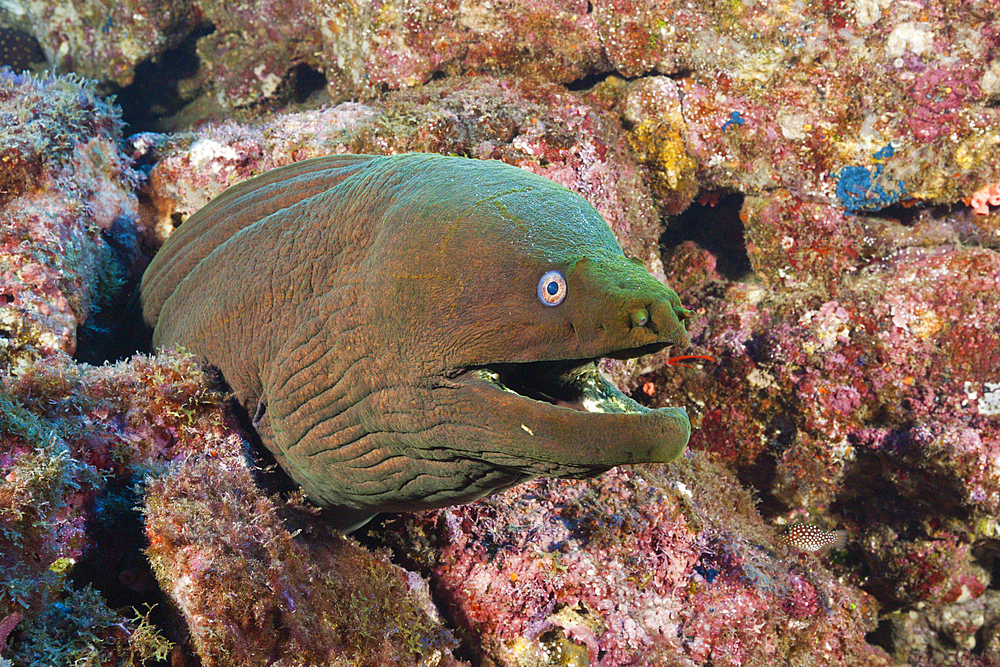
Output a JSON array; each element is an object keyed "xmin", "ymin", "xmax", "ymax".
[{"xmin": 630, "ymin": 308, "xmax": 650, "ymax": 328}]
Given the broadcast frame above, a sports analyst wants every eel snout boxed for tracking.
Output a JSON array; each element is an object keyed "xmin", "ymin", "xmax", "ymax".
[{"xmin": 565, "ymin": 257, "xmax": 691, "ymax": 358}]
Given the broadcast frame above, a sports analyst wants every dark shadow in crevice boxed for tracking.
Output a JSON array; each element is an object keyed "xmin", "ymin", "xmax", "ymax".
[
  {"xmin": 853, "ymin": 201, "xmax": 923, "ymax": 227},
  {"xmin": 287, "ymin": 63, "xmax": 328, "ymax": 104},
  {"xmin": 661, "ymin": 192, "xmax": 752, "ymax": 281},
  {"xmin": 71, "ymin": 478, "xmax": 163, "ymax": 610},
  {"xmin": 115, "ymin": 23, "xmax": 216, "ymax": 134},
  {"xmin": 73, "ymin": 215, "xmax": 151, "ymax": 365},
  {"xmin": 71, "ymin": 477, "xmax": 199, "ymax": 665},
  {"xmin": 866, "ymin": 619, "xmax": 895, "ymax": 657},
  {"xmin": 564, "ymin": 70, "xmax": 623, "ymax": 91},
  {"xmin": 739, "ymin": 411, "xmax": 800, "ymax": 520}
]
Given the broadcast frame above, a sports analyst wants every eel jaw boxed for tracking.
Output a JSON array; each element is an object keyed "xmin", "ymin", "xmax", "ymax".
[
  {"xmin": 472, "ymin": 358, "xmax": 651, "ymax": 416},
  {"xmin": 440, "ymin": 348, "xmax": 690, "ymax": 471}
]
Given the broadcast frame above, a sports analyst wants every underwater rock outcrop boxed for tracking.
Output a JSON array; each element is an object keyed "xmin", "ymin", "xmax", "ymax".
[
  {"xmin": 382, "ymin": 458, "xmax": 888, "ymax": 666},
  {"xmin": 0, "ymin": 71, "xmax": 141, "ymax": 373},
  {"xmin": 3, "ymin": 0, "xmax": 1000, "ymax": 664}
]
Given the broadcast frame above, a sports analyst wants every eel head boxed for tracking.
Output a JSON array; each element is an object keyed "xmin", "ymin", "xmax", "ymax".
[{"xmin": 267, "ymin": 156, "xmax": 694, "ymax": 527}]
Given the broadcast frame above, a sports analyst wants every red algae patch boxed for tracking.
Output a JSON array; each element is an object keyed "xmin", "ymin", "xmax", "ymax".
[
  {"xmin": 383, "ymin": 456, "xmax": 887, "ymax": 667},
  {"xmin": 1, "ymin": 348, "xmax": 463, "ymax": 666}
]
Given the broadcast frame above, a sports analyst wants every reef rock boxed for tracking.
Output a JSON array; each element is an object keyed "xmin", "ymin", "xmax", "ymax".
[
  {"xmin": 649, "ymin": 202, "xmax": 1000, "ymax": 662},
  {"xmin": 4, "ymin": 0, "xmax": 1000, "ymax": 664},
  {"xmin": 0, "ymin": 348, "xmax": 464, "ymax": 666},
  {"xmin": 0, "ymin": 71, "xmax": 142, "ymax": 373},
  {"xmin": 381, "ymin": 457, "xmax": 888, "ymax": 666}
]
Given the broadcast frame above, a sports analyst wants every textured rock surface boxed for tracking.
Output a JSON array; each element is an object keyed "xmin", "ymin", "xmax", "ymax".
[
  {"xmin": 8, "ymin": 1, "xmax": 999, "ymax": 214},
  {"xmin": 2, "ymin": 0, "xmax": 194, "ymax": 86},
  {"xmin": 1, "ymin": 350, "xmax": 220, "ymax": 664},
  {"xmin": 3, "ymin": 0, "xmax": 1000, "ymax": 664},
  {"xmin": 0, "ymin": 72, "xmax": 141, "ymax": 373},
  {"xmin": 649, "ymin": 228, "xmax": 1000, "ymax": 662},
  {"xmin": 0, "ymin": 349, "xmax": 465, "ymax": 666},
  {"xmin": 381, "ymin": 457, "xmax": 888, "ymax": 666},
  {"xmin": 143, "ymin": 414, "xmax": 465, "ymax": 667}
]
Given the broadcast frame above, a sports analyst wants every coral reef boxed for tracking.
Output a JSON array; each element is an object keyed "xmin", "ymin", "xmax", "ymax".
[
  {"xmin": 0, "ymin": 348, "xmax": 464, "ymax": 666},
  {"xmin": 649, "ymin": 212, "xmax": 1000, "ymax": 662},
  {"xmin": 4, "ymin": 0, "xmax": 1000, "ymax": 664},
  {"xmin": 10, "ymin": 0, "xmax": 996, "ymax": 210},
  {"xmin": 381, "ymin": 455, "xmax": 887, "ymax": 666},
  {"xmin": 143, "ymin": 419, "xmax": 463, "ymax": 667},
  {"xmin": 0, "ymin": 349, "xmax": 219, "ymax": 664},
  {"xmin": 0, "ymin": 71, "xmax": 141, "ymax": 373},
  {"xmin": 879, "ymin": 589, "xmax": 1000, "ymax": 665},
  {"xmin": 3, "ymin": 0, "xmax": 195, "ymax": 86}
]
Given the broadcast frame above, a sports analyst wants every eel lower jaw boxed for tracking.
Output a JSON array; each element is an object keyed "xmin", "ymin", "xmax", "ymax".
[
  {"xmin": 442, "ymin": 351, "xmax": 690, "ymax": 468},
  {"xmin": 462, "ymin": 357, "xmax": 651, "ymax": 415}
]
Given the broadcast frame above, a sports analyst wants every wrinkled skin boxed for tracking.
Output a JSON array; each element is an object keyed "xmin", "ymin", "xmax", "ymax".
[{"xmin": 142, "ymin": 153, "xmax": 692, "ymax": 530}]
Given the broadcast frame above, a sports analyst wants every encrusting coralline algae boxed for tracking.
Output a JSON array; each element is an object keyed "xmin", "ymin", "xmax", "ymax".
[{"xmin": 2, "ymin": 0, "xmax": 1000, "ymax": 664}]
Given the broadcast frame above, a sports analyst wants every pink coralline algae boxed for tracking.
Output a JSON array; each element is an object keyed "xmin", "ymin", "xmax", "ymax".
[
  {"xmin": 384, "ymin": 458, "xmax": 887, "ymax": 667},
  {"xmin": 743, "ymin": 194, "xmax": 866, "ymax": 291},
  {"xmin": 0, "ymin": 71, "xmax": 142, "ymax": 371},
  {"xmin": 8, "ymin": 0, "xmax": 1000, "ymax": 216},
  {"xmin": 969, "ymin": 182, "xmax": 1000, "ymax": 215},
  {"xmin": 13, "ymin": 0, "xmax": 610, "ymax": 106},
  {"xmin": 659, "ymin": 241, "xmax": 1000, "ymax": 506},
  {"xmin": 653, "ymin": 209, "xmax": 1000, "ymax": 663},
  {"xmin": 907, "ymin": 66, "xmax": 982, "ymax": 143},
  {"xmin": 1, "ymin": 349, "xmax": 464, "ymax": 666}
]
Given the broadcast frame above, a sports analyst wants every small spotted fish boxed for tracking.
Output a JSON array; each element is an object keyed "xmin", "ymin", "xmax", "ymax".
[
  {"xmin": 0, "ymin": 27, "xmax": 46, "ymax": 72},
  {"xmin": 779, "ymin": 523, "xmax": 848, "ymax": 553}
]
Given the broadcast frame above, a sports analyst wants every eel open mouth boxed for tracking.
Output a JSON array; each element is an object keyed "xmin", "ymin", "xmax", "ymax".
[
  {"xmin": 445, "ymin": 344, "xmax": 690, "ymax": 469},
  {"xmin": 467, "ymin": 351, "xmax": 663, "ymax": 415}
]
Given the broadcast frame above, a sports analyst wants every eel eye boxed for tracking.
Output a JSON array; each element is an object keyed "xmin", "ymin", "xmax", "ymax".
[{"xmin": 537, "ymin": 270, "xmax": 567, "ymax": 306}]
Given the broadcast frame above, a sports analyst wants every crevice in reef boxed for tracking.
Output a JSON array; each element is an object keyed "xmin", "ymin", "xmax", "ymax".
[
  {"xmin": 74, "ymin": 216, "xmax": 148, "ymax": 365},
  {"xmin": 114, "ymin": 23, "xmax": 215, "ymax": 134},
  {"xmin": 855, "ymin": 201, "xmax": 998, "ymax": 251},
  {"xmin": 564, "ymin": 70, "xmax": 623, "ymax": 91},
  {"xmin": 661, "ymin": 192, "xmax": 752, "ymax": 281},
  {"xmin": 866, "ymin": 619, "xmax": 895, "ymax": 657},
  {"xmin": 71, "ymin": 478, "xmax": 170, "ymax": 616},
  {"xmin": 286, "ymin": 63, "xmax": 329, "ymax": 104}
]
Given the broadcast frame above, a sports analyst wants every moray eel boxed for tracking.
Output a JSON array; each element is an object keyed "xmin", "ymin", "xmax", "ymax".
[{"xmin": 141, "ymin": 153, "xmax": 692, "ymax": 531}]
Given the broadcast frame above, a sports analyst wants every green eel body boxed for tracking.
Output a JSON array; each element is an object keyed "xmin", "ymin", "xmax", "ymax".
[{"xmin": 141, "ymin": 153, "xmax": 692, "ymax": 530}]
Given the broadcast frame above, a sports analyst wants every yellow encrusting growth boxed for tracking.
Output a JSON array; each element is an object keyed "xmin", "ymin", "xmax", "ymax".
[{"xmin": 627, "ymin": 118, "xmax": 698, "ymax": 195}]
